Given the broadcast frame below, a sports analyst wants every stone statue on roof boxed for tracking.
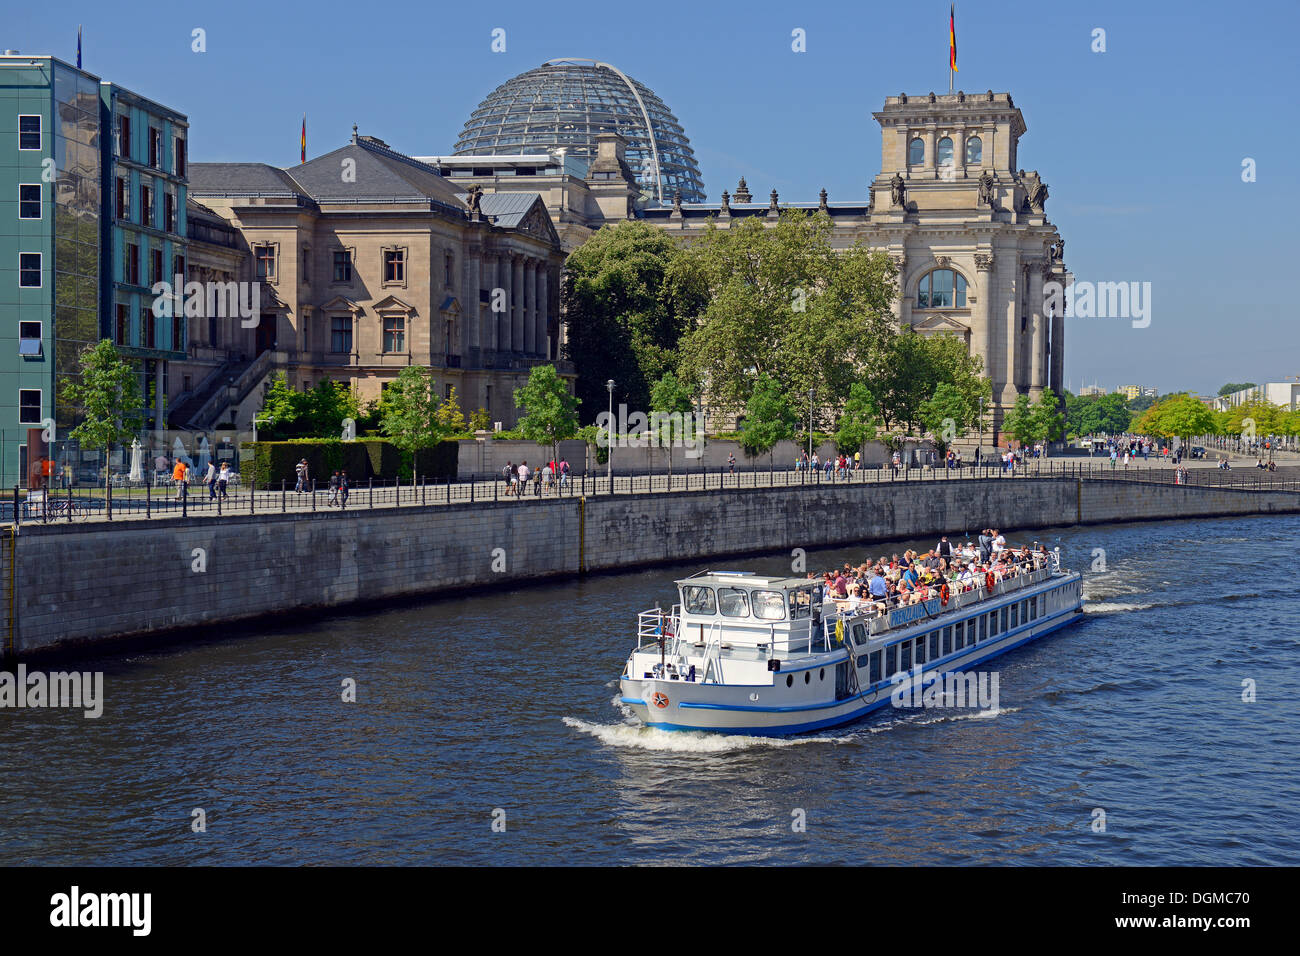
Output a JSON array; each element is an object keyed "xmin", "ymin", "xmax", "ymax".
[
  {"xmin": 890, "ymin": 171, "xmax": 906, "ymax": 208},
  {"xmin": 466, "ymin": 185, "xmax": 483, "ymax": 215}
]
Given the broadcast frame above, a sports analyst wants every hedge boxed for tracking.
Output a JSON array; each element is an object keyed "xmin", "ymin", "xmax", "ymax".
[{"xmin": 244, "ymin": 439, "xmax": 460, "ymax": 487}]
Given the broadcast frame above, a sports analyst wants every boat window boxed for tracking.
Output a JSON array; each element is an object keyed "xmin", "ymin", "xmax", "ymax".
[
  {"xmin": 1010, "ymin": 603, "xmax": 1019, "ymax": 628},
  {"xmin": 869, "ymin": 651, "xmax": 882, "ymax": 684},
  {"xmin": 1000, "ymin": 607, "xmax": 1009, "ymax": 633},
  {"xmin": 900, "ymin": 642, "xmax": 912, "ymax": 672},
  {"xmin": 752, "ymin": 590, "xmax": 785, "ymax": 621},
  {"xmin": 788, "ymin": 588, "xmax": 812, "ymax": 619},
  {"xmin": 933, "ymin": 630, "xmax": 943, "ymax": 658},
  {"xmin": 979, "ymin": 615, "xmax": 988, "ymax": 641},
  {"xmin": 946, "ymin": 624, "xmax": 956, "ymax": 654},
  {"xmin": 683, "ymin": 586, "xmax": 717, "ymax": 614},
  {"xmin": 717, "ymin": 587, "xmax": 751, "ymax": 618},
  {"xmin": 915, "ymin": 635, "xmax": 926, "ymax": 664},
  {"xmin": 851, "ymin": 623, "xmax": 869, "ymax": 646}
]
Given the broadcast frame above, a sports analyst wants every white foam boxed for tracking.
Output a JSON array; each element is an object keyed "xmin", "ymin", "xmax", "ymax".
[
  {"xmin": 1084, "ymin": 601, "xmax": 1154, "ymax": 613},
  {"xmin": 563, "ymin": 717, "xmax": 841, "ymax": 752}
]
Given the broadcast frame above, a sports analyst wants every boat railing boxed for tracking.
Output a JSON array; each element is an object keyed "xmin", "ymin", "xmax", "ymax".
[{"xmin": 636, "ymin": 605, "xmax": 681, "ymax": 651}]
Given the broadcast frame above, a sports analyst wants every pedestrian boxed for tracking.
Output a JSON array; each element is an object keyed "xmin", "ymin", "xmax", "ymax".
[
  {"xmin": 328, "ymin": 471, "xmax": 341, "ymax": 506},
  {"xmin": 559, "ymin": 458, "xmax": 570, "ymax": 489},
  {"xmin": 503, "ymin": 461, "xmax": 515, "ymax": 496},
  {"xmin": 172, "ymin": 458, "xmax": 188, "ymax": 500},
  {"xmin": 217, "ymin": 461, "xmax": 231, "ymax": 499},
  {"xmin": 339, "ymin": 470, "xmax": 350, "ymax": 507},
  {"xmin": 727, "ymin": 452, "xmax": 736, "ymax": 474},
  {"xmin": 295, "ymin": 458, "xmax": 308, "ymax": 494},
  {"xmin": 205, "ymin": 460, "xmax": 218, "ymax": 500},
  {"xmin": 540, "ymin": 461, "xmax": 553, "ymax": 495},
  {"xmin": 517, "ymin": 460, "xmax": 530, "ymax": 497}
]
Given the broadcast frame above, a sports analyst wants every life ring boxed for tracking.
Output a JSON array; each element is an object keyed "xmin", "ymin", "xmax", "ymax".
[
  {"xmin": 940, "ymin": 584, "xmax": 951, "ymax": 606},
  {"xmin": 652, "ymin": 692, "xmax": 670, "ymax": 709},
  {"xmin": 985, "ymin": 571, "xmax": 996, "ymax": 591}
]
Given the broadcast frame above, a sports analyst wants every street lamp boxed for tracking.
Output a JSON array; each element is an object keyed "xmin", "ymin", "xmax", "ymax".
[{"xmin": 606, "ymin": 379, "xmax": 615, "ymax": 484}]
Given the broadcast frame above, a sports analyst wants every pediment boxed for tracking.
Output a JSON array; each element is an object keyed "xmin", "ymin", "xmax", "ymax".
[
  {"xmin": 372, "ymin": 294, "xmax": 416, "ymax": 313},
  {"xmin": 913, "ymin": 313, "xmax": 970, "ymax": 333},
  {"xmin": 318, "ymin": 294, "xmax": 363, "ymax": 313}
]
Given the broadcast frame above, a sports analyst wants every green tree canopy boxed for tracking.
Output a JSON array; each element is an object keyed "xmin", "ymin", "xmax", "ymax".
[
  {"xmin": 648, "ymin": 371, "xmax": 697, "ymax": 473},
  {"xmin": 515, "ymin": 364, "xmax": 581, "ymax": 461},
  {"xmin": 1066, "ymin": 392, "xmax": 1132, "ymax": 437},
  {"xmin": 739, "ymin": 373, "xmax": 798, "ymax": 459},
  {"xmin": 1135, "ymin": 393, "xmax": 1217, "ymax": 443},
  {"xmin": 1218, "ymin": 382, "xmax": 1256, "ymax": 397},
  {"xmin": 61, "ymin": 340, "xmax": 145, "ymax": 479},
  {"xmin": 258, "ymin": 373, "xmax": 360, "ymax": 439},
  {"xmin": 673, "ymin": 210, "xmax": 897, "ymax": 424},
  {"xmin": 834, "ymin": 382, "xmax": 880, "ymax": 454},
  {"xmin": 379, "ymin": 366, "xmax": 448, "ymax": 459},
  {"xmin": 869, "ymin": 329, "xmax": 990, "ymax": 435},
  {"xmin": 561, "ymin": 221, "xmax": 702, "ymax": 424}
]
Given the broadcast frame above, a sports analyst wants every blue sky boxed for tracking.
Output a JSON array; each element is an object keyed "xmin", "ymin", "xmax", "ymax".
[{"xmin": 10, "ymin": 0, "xmax": 1297, "ymax": 395}]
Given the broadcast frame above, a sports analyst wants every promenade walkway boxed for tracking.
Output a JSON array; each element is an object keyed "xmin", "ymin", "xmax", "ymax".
[{"xmin": 8, "ymin": 458, "xmax": 1299, "ymax": 527}]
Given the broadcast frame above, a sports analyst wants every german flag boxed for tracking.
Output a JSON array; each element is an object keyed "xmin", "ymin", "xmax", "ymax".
[
  {"xmin": 300, "ymin": 115, "xmax": 306, "ymax": 164},
  {"xmin": 949, "ymin": 4, "xmax": 958, "ymax": 72}
]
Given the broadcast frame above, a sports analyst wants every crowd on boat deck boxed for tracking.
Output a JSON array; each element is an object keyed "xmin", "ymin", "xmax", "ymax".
[{"xmin": 810, "ymin": 530, "xmax": 1051, "ymax": 617}]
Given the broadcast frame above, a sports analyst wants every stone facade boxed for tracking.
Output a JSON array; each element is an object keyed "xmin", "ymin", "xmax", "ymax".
[{"xmin": 185, "ymin": 131, "xmax": 569, "ymax": 429}]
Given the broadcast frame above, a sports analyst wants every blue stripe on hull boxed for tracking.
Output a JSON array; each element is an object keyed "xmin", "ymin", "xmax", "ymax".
[{"xmin": 636, "ymin": 607, "xmax": 1084, "ymax": 735}]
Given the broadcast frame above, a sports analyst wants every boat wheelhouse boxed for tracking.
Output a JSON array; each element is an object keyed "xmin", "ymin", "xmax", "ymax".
[{"xmin": 618, "ymin": 551, "xmax": 1084, "ymax": 735}]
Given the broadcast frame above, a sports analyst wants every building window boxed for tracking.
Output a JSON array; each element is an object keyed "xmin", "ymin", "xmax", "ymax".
[
  {"xmin": 18, "ymin": 321, "xmax": 42, "ymax": 357},
  {"xmin": 383, "ymin": 314, "xmax": 406, "ymax": 353},
  {"xmin": 444, "ymin": 251, "xmax": 454, "ymax": 287},
  {"xmin": 173, "ymin": 254, "xmax": 185, "ymax": 281},
  {"xmin": 384, "ymin": 249, "xmax": 405, "ymax": 283},
  {"xmin": 173, "ymin": 314, "xmax": 184, "ymax": 351},
  {"xmin": 149, "ymin": 127, "xmax": 162, "ymax": 167},
  {"xmin": 163, "ymin": 192, "xmax": 175, "ymax": 233},
  {"xmin": 142, "ymin": 308, "xmax": 156, "ymax": 348},
  {"xmin": 330, "ymin": 316, "xmax": 352, "ymax": 353},
  {"xmin": 125, "ymin": 243, "xmax": 140, "ymax": 285},
  {"xmin": 332, "ymin": 250, "xmax": 352, "ymax": 282},
  {"xmin": 116, "ymin": 177, "xmax": 129, "ymax": 220},
  {"xmin": 116, "ymin": 304, "xmax": 129, "ymax": 345},
  {"xmin": 936, "ymin": 137, "xmax": 953, "ymax": 167},
  {"xmin": 965, "ymin": 135, "xmax": 982, "ymax": 165},
  {"xmin": 151, "ymin": 248, "xmax": 164, "ymax": 285},
  {"xmin": 917, "ymin": 269, "xmax": 967, "ymax": 309},
  {"xmin": 174, "ymin": 137, "xmax": 186, "ymax": 176},
  {"xmin": 19, "ymin": 389, "xmax": 42, "ymax": 424},
  {"xmin": 18, "ymin": 252, "xmax": 42, "ymax": 287},
  {"xmin": 301, "ymin": 246, "xmax": 311, "ymax": 285},
  {"xmin": 18, "ymin": 184, "xmax": 41, "ymax": 219},
  {"xmin": 18, "ymin": 115, "xmax": 41, "ymax": 151},
  {"xmin": 116, "ymin": 114, "xmax": 131, "ymax": 159},
  {"xmin": 908, "ymin": 137, "xmax": 924, "ymax": 166},
  {"xmin": 255, "ymin": 244, "xmax": 276, "ymax": 280},
  {"xmin": 141, "ymin": 183, "xmax": 153, "ymax": 227}
]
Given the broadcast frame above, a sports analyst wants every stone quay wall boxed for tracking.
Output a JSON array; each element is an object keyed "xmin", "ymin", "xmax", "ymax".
[{"xmin": 8, "ymin": 477, "xmax": 1297, "ymax": 656}]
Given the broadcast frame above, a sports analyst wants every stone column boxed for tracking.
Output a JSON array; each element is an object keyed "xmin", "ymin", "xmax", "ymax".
[
  {"xmin": 479, "ymin": 252, "xmax": 495, "ymax": 353},
  {"xmin": 524, "ymin": 259, "xmax": 538, "ymax": 356},
  {"xmin": 1028, "ymin": 262, "xmax": 1046, "ymax": 397},
  {"xmin": 464, "ymin": 247, "xmax": 480, "ymax": 355},
  {"xmin": 537, "ymin": 265, "xmax": 549, "ymax": 360},
  {"xmin": 953, "ymin": 129, "xmax": 966, "ymax": 179},
  {"xmin": 1003, "ymin": 254, "xmax": 1020, "ymax": 405},
  {"xmin": 1049, "ymin": 283, "xmax": 1065, "ymax": 397},
  {"xmin": 513, "ymin": 255, "xmax": 527, "ymax": 354},
  {"xmin": 923, "ymin": 128, "xmax": 937, "ymax": 177},
  {"xmin": 494, "ymin": 254, "xmax": 511, "ymax": 353},
  {"xmin": 974, "ymin": 253, "xmax": 995, "ymax": 385},
  {"xmin": 517, "ymin": 254, "xmax": 533, "ymax": 356}
]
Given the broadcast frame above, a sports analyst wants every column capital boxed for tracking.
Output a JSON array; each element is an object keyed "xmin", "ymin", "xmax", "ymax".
[{"xmin": 974, "ymin": 253, "xmax": 995, "ymax": 271}]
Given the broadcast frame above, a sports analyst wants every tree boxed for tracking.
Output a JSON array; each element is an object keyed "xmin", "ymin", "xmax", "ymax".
[
  {"xmin": 561, "ymin": 221, "xmax": 702, "ymax": 423},
  {"xmin": 1001, "ymin": 394, "xmax": 1038, "ymax": 449},
  {"xmin": 257, "ymin": 373, "xmax": 359, "ymax": 439},
  {"xmin": 1136, "ymin": 393, "xmax": 1216, "ymax": 448},
  {"xmin": 919, "ymin": 382, "xmax": 971, "ymax": 453},
  {"xmin": 515, "ymin": 364, "xmax": 581, "ymax": 463},
  {"xmin": 435, "ymin": 386, "xmax": 469, "ymax": 434},
  {"xmin": 835, "ymin": 382, "xmax": 880, "ymax": 455},
  {"xmin": 1218, "ymin": 382, "xmax": 1256, "ymax": 397},
  {"xmin": 674, "ymin": 210, "xmax": 897, "ymax": 422},
  {"xmin": 648, "ymin": 371, "xmax": 696, "ymax": 474},
  {"xmin": 60, "ymin": 340, "xmax": 145, "ymax": 494},
  {"xmin": 379, "ymin": 366, "xmax": 448, "ymax": 469},
  {"xmin": 739, "ymin": 373, "xmax": 798, "ymax": 462},
  {"xmin": 870, "ymin": 329, "xmax": 989, "ymax": 436},
  {"xmin": 1034, "ymin": 388, "xmax": 1066, "ymax": 456}
]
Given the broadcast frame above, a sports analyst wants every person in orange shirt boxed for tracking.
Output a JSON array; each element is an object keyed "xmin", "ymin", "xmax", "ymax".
[{"xmin": 172, "ymin": 459, "xmax": 189, "ymax": 500}]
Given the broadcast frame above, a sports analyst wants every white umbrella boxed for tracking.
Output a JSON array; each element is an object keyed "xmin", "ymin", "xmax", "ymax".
[
  {"xmin": 128, "ymin": 440, "xmax": 144, "ymax": 481},
  {"xmin": 196, "ymin": 435, "xmax": 211, "ymax": 475},
  {"xmin": 171, "ymin": 435, "xmax": 191, "ymax": 465}
]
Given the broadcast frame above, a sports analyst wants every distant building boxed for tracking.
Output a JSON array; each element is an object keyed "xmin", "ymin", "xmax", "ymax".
[
  {"xmin": 1118, "ymin": 385, "xmax": 1142, "ymax": 400},
  {"xmin": 1212, "ymin": 382, "xmax": 1300, "ymax": 412},
  {"xmin": 1078, "ymin": 384, "xmax": 1107, "ymax": 397}
]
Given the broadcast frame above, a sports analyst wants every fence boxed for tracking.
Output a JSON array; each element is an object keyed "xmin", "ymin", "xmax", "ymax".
[{"xmin": 3, "ymin": 458, "xmax": 1298, "ymax": 526}]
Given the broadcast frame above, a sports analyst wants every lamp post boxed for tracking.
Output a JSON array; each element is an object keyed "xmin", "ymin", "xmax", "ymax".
[
  {"xmin": 606, "ymin": 379, "xmax": 615, "ymax": 485},
  {"xmin": 808, "ymin": 389, "xmax": 814, "ymax": 459}
]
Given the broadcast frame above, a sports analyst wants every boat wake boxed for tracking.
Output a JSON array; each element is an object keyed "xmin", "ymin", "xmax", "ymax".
[{"xmin": 562, "ymin": 717, "xmax": 840, "ymax": 752}]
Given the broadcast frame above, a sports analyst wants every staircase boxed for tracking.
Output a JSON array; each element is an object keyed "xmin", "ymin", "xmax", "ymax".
[
  {"xmin": 185, "ymin": 349, "xmax": 285, "ymax": 431},
  {"xmin": 168, "ymin": 356, "xmax": 253, "ymax": 429}
]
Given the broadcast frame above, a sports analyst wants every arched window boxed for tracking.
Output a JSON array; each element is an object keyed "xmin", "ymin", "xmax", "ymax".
[
  {"xmin": 908, "ymin": 138, "xmax": 924, "ymax": 166},
  {"xmin": 965, "ymin": 136, "xmax": 982, "ymax": 165},
  {"xmin": 936, "ymin": 137, "xmax": 953, "ymax": 167},
  {"xmin": 917, "ymin": 269, "xmax": 968, "ymax": 309}
]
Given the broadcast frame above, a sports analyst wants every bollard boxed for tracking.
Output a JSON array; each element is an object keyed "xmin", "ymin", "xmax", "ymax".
[
  {"xmin": 282, "ymin": 479, "xmax": 286, "ymax": 513},
  {"xmin": 106, "ymin": 479, "xmax": 112, "ymax": 521}
]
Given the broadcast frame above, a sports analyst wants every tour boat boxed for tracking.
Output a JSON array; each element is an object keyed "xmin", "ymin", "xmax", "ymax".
[{"xmin": 618, "ymin": 549, "xmax": 1084, "ymax": 735}]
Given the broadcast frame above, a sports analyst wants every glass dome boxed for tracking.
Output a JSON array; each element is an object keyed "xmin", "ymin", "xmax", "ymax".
[{"xmin": 454, "ymin": 59, "xmax": 706, "ymax": 203}]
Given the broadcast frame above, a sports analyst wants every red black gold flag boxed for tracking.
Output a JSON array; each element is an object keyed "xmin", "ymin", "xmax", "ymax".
[
  {"xmin": 950, "ymin": 5, "xmax": 958, "ymax": 72},
  {"xmin": 300, "ymin": 115, "xmax": 306, "ymax": 164}
]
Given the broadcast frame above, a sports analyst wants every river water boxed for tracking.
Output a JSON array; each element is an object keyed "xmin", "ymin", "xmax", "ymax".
[{"xmin": 2, "ymin": 514, "xmax": 1297, "ymax": 865}]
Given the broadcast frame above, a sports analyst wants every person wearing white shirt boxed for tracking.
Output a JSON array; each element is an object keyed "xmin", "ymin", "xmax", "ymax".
[{"xmin": 992, "ymin": 531, "xmax": 1006, "ymax": 554}]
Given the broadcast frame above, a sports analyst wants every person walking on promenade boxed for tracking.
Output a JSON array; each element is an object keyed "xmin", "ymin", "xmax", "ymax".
[
  {"xmin": 217, "ymin": 462, "xmax": 231, "ymax": 499},
  {"xmin": 205, "ymin": 460, "xmax": 218, "ymax": 500},
  {"xmin": 559, "ymin": 458, "xmax": 570, "ymax": 490},
  {"xmin": 503, "ymin": 461, "xmax": 515, "ymax": 496},
  {"xmin": 328, "ymin": 471, "xmax": 341, "ymax": 506},
  {"xmin": 295, "ymin": 458, "xmax": 309, "ymax": 494},
  {"xmin": 173, "ymin": 458, "xmax": 189, "ymax": 500},
  {"xmin": 517, "ymin": 461, "xmax": 530, "ymax": 497},
  {"xmin": 339, "ymin": 470, "xmax": 350, "ymax": 508},
  {"xmin": 540, "ymin": 461, "xmax": 553, "ymax": 496},
  {"xmin": 727, "ymin": 452, "xmax": 736, "ymax": 474}
]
